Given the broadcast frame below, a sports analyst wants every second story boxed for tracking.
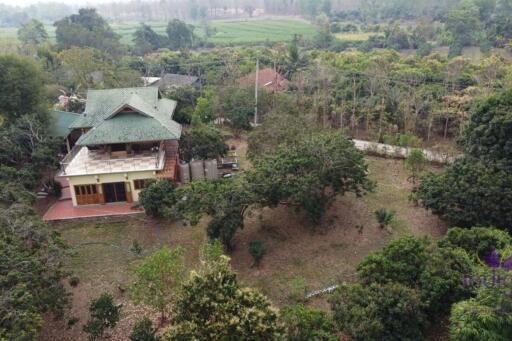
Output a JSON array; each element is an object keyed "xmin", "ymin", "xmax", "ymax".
[{"xmin": 60, "ymin": 87, "xmax": 181, "ymax": 177}]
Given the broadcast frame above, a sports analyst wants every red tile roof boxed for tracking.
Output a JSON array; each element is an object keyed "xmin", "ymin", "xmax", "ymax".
[{"xmin": 238, "ymin": 68, "xmax": 289, "ymax": 91}]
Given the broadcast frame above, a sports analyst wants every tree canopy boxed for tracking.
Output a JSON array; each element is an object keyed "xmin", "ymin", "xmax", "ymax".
[{"xmin": 54, "ymin": 8, "xmax": 122, "ymax": 54}]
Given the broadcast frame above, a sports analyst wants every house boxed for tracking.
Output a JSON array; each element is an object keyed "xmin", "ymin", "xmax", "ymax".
[
  {"xmin": 238, "ymin": 68, "xmax": 289, "ymax": 92},
  {"xmin": 58, "ymin": 87, "xmax": 181, "ymax": 207},
  {"xmin": 143, "ymin": 73, "xmax": 199, "ymax": 90}
]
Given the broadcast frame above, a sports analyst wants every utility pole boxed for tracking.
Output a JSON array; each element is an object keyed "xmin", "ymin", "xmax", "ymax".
[{"xmin": 254, "ymin": 58, "xmax": 259, "ymax": 125}]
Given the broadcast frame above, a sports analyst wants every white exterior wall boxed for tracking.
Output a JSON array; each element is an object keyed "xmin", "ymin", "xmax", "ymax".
[{"xmin": 66, "ymin": 170, "xmax": 157, "ymax": 206}]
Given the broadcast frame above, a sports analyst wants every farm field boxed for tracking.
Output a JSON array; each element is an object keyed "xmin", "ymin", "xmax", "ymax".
[
  {"xmin": 0, "ymin": 18, "xmax": 317, "ymax": 47},
  {"xmin": 39, "ymin": 137, "xmax": 447, "ymax": 340}
]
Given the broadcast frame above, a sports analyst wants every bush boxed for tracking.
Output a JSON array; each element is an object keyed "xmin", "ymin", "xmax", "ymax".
[
  {"xmin": 248, "ymin": 240, "xmax": 266, "ymax": 267},
  {"xmin": 130, "ymin": 240, "xmax": 143, "ymax": 255},
  {"xmin": 404, "ymin": 149, "xmax": 428, "ymax": 184},
  {"xmin": 83, "ymin": 293, "xmax": 120, "ymax": 339},
  {"xmin": 357, "ymin": 235, "xmax": 430, "ymax": 287},
  {"xmin": 330, "ymin": 282, "xmax": 427, "ymax": 341},
  {"xmin": 129, "ymin": 317, "xmax": 159, "ymax": 341},
  {"xmin": 138, "ymin": 180, "xmax": 176, "ymax": 218},
  {"xmin": 69, "ymin": 276, "xmax": 80, "ymax": 287},
  {"xmin": 374, "ymin": 208, "xmax": 395, "ymax": 228},
  {"xmin": 281, "ymin": 304, "xmax": 337, "ymax": 341}
]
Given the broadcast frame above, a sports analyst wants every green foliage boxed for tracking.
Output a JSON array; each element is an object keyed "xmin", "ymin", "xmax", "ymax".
[
  {"xmin": 247, "ymin": 132, "xmax": 374, "ymax": 225},
  {"xmin": 419, "ymin": 246, "xmax": 473, "ymax": 316},
  {"xmin": 179, "ymin": 124, "xmax": 228, "ymax": 162},
  {"xmin": 415, "ymin": 158, "xmax": 512, "ymax": 230},
  {"xmin": 330, "ymin": 282, "xmax": 427, "ymax": 341},
  {"xmin": 404, "ymin": 149, "xmax": 428, "ymax": 183},
  {"xmin": 0, "ymin": 55, "xmax": 45, "ymax": 121},
  {"xmin": 221, "ymin": 87, "xmax": 254, "ymax": 132},
  {"xmin": 166, "ymin": 19, "xmax": 194, "ymax": 49},
  {"xmin": 192, "ymin": 89, "xmax": 216, "ymax": 123},
  {"xmin": 172, "ymin": 178, "xmax": 252, "ymax": 250},
  {"xmin": 438, "ymin": 226, "xmax": 512, "ymax": 258},
  {"xmin": 17, "ymin": 19, "xmax": 48, "ymax": 46},
  {"xmin": 130, "ymin": 317, "xmax": 160, "ymax": 341},
  {"xmin": 281, "ymin": 304, "xmax": 337, "ymax": 341},
  {"xmin": 0, "ymin": 205, "xmax": 70, "ymax": 341},
  {"xmin": 357, "ymin": 235, "xmax": 430, "ymax": 286},
  {"xmin": 83, "ymin": 293, "xmax": 120, "ymax": 340},
  {"xmin": 247, "ymin": 96, "xmax": 315, "ymax": 160},
  {"xmin": 54, "ymin": 8, "xmax": 122, "ymax": 54},
  {"xmin": 248, "ymin": 240, "xmax": 266, "ymax": 267},
  {"xmin": 461, "ymin": 88, "xmax": 512, "ymax": 164},
  {"xmin": 164, "ymin": 254, "xmax": 281, "ymax": 339},
  {"xmin": 130, "ymin": 240, "xmax": 143, "ymax": 255},
  {"xmin": 133, "ymin": 24, "xmax": 166, "ymax": 55},
  {"xmin": 450, "ymin": 288, "xmax": 512, "ymax": 340},
  {"xmin": 69, "ymin": 276, "xmax": 80, "ymax": 287},
  {"xmin": 129, "ymin": 247, "xmax": 185, "ymax": 321},
  {"xmin": 373, "ymin": 208, "xmax": 395, "ymax": 228},
  {"xmin": 138, "ymin": 179, "xmax": 176, "ymax": 218}
]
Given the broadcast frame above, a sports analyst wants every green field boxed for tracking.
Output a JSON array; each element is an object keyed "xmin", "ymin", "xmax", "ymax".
[
  {"xmin": 0, "ymin": 18, "xmax": 316, "ymax": 47},
  {"xmin": 112, "ymin": 18, "xmax": 317, "ymax": 46}
]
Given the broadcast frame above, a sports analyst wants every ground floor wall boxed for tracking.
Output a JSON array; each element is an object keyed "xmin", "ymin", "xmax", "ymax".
[{"xmin": 66, "ymin": 170, "xmax": 157, "ymax": 206}]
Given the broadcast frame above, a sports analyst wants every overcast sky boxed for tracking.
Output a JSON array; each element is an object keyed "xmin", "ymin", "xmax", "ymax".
[{"xmin": 0, "ymin": 0, "xmax": 126, "ymax": 6}]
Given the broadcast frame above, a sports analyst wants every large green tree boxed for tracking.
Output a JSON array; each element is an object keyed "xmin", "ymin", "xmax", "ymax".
[
  {"xmin": 163, "ymin": 253, "xmax": 281, "ymax": 339},
  {"xmin": 166, "ymin": 19, "xmax": 194, "ymax": 50},
  {"xmin": 54, "ymin": 8, "xmax": 122, "ymax": 54},
  {"xmin": 133, "ymin": 24, "xmax": 166, "ymax": 55},
  {"xmin": 247, "ymin": 132, "xmax": 374, "ymax": 224},
  {"xmin": 179, "ymin": 124, "xmax": 228, "ymax": 162},
  {"xmin": 0, "ymin": 205, "xmax": 70, "ymax": 340},
  {"xmin": 17, "ymin": 19, "xmax": 49, "ymax": 46},
  {"xmin": 0, "ymin": 55, "xmax": 46, "ymax": 121}
]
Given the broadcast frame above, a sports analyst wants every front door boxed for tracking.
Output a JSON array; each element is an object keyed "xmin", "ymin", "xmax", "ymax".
[{"xmin": 103, "ymin": 182, "xmax": 127, "ymax": 203}]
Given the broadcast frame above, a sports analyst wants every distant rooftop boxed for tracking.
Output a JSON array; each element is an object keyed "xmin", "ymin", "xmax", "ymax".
[{"xmin": 238, "ymin": 68, "xmax": 289, "ymax": 91}]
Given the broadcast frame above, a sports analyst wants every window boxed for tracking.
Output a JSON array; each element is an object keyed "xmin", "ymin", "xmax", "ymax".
[
  {"xmin": 74, "ymin": 184, "xmax": 97, "ymax": 196},
  {"xmin": 134, "ymin": 179, "xmax": 149, "ymax": 190}
]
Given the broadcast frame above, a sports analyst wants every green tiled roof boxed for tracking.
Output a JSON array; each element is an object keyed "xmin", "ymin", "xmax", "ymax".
[
  {"xmin": 72, "ymin": 87, "xmax": 181, "ymax": 145},
  {"xmin": 48, "ymin": 110, "xmax": 80, "ymax": 137}
]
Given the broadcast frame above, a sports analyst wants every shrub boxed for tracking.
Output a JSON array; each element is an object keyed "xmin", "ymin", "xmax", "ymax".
[
  {"xmin": 281, "ymin": 304, "xmax": 337, "ymax": 341},
  {"xmin": 330, "ymin": 282, "xmax": 427, "ymax": 341},
  {"xmin": 374, "ymin": 208, "xmax": 395, "ymax": 228},
  {"xmin": 83, "ymin": 293, "xmax": 120, "ymax": 339},
  {"xmin": 129, "ymin": 317, "xmax": 159, "ymax": 341},
  {"xmin": 69, "ymin": 276, "xmax": 80, "ymax": 287},
  {"xmin": 248, "ymin": 240, "xmax": 266, "ymax": 267},
  {"xmin": 404, "ymin": 149, "xmax": 428, "ymax": 184},
  {"xmin": 130, "ymin": 240, "xmax": 143, "ymax": 255}
]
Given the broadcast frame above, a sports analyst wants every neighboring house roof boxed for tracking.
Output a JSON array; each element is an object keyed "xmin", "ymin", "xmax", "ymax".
[
  {"xmin": 48, "ymin": 110, "xmax": 81, "ymax": 138},
  {"xmin": 153, "ymin": 73, "xmax": 199, "ymax": 89},
  {"xmin": 238, "ymin": 68, "xmax": 289, "ymax": 91},
  {"xmin": 72, "ymin": 87, "xmax": 181, "ymax": 146},
  {"xmin": 141, "ymin": 77, "xmax": 161, "ymax": 86}
]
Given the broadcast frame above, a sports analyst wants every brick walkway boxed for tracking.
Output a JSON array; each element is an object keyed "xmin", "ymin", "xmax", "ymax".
[{"xmin": 43, "ymin": 200, "xmax": 143, "ymax": 221}]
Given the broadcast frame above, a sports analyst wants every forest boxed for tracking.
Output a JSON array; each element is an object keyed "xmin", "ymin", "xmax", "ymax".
[{"xmin": 1, "ymin": 0, "xmax": 512, "ymax": 340}]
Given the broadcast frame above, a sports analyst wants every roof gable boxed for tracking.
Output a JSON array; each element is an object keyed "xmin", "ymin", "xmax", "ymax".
[{"xmin": 71, "ymin": 87, "xmax": 181, "ymax": 145}]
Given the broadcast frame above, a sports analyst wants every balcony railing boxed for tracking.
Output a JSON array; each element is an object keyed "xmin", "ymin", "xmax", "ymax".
[{"xmin": 60, "ymin": 148, "xmax": 165, "ymax": 176}]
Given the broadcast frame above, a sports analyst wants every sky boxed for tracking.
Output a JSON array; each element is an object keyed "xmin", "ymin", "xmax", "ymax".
[{"xmin": 0, "ymin": 0, "xmax": 127, "ymax": 6}]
